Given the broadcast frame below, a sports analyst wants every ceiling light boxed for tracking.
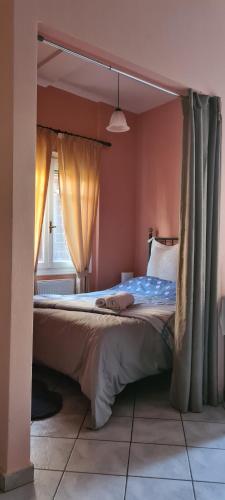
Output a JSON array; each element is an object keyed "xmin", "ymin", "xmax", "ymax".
[{"xmin": 106, "ymin": 74, "xmax": 130, "ymax": 133}]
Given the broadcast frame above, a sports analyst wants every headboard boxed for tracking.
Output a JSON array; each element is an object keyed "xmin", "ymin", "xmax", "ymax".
[{"xmin": 148, "ymin": 227, "xmax": 178, "ymax": 258}]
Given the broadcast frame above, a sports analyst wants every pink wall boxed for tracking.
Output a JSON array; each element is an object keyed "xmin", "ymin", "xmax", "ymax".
[
  {"xmin": 96, "ymin": 102, "xmax": 137, "ymax": 288},
  {"xmin": 37, "ymin": 86, "xmax": 182, "ymax": 286},
  {"xmin": 0, "ymin": 0, "xmax": 36, "ymax": 483},
  {"xmin": 134, "ymin": 98, "xmax": 182, "ymax": 275},
  {"xmin": 37, "ymin": 85, "xmax": 137, "ymax": 289}
]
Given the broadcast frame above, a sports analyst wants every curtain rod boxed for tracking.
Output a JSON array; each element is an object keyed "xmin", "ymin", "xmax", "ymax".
[
  {"xmin": 37, "ymin": 124, "xmax": 112, "ymax": 148},
  {"xmin": 38, "ymin": 35, "xmax": 180, "ymax": 98}
]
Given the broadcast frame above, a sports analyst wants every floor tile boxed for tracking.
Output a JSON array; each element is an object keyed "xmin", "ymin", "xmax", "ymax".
[
  {"xmin": 66, "ymin": 439, "xmax": 129, "ymax": 475},
  {"xmin": 55, "ymin": 472, "xmax": 126, "ymax": 500},
  {"xmin": 0, "ymin": 470, "xmax": 62, "ymax": 499},
  {"xmin": 182, "ymin": 405, "xmax": 225, "ymax": 423},
  {"xmin": 31, "ymin": 414, "xmax": 84, "ymax": 439},
  {"xmin": 135, "ymin": 393, "xmax": 180, "ymax": 420},
  {"xmin": 129, "ymin": 443, "xmax": 191, "ymax": 480},
  {"xmin": 194, "ymin": 481, "xmax": 225, "ymax": 500},
  {"xmin": 31, "ymin": 437, "xmax": 74, "ymax": 470},
  {"xmin": 184, "ymin": 421, "xmax": 225, "ymax": 449},
  {"xmin": 188, "ymin": 447, "xmax": 225, "ymax": 482},
  {"xmin": 126, "ymin": 477, "xmax": 195, "ymax": 500},
  {"xmin": 132, "ymin": 418, "xmax": 185, "ymax": 446},
  {"xmin": 79, "ymin": 415, "xmax": 132, "ymax": 442}
]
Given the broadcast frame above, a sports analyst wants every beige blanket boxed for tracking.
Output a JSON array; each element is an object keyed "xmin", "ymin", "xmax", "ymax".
[{"xmin": 33, "ymin": 298, "xmax": 174, "ymax": 428}]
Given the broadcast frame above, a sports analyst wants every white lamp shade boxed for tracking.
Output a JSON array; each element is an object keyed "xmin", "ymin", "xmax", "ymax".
[{"xmin": 106, "ymin": 108, "xmax": 130, "ymax": 133}]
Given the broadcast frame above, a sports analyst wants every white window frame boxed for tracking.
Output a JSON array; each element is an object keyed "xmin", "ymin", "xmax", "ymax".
[{"xmin": 37, "ymin": 154, "xmax": 75, "ymax": 276}]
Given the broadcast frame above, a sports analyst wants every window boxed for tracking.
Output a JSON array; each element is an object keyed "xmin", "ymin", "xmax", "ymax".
[{"xmin": 37, "ymin": 154, "xmax": 75, "ymax": 274}]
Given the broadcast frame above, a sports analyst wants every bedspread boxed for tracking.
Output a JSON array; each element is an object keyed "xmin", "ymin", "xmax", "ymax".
[{"xmin": 33, "ymin": 276, "xmax": 176, "ymax": 428}]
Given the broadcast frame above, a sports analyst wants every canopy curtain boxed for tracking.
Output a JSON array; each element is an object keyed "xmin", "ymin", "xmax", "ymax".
[
  {"xmin": 57, "ymin": 134, "xmax": 102, "ymax": 293},
  {"xmin": 170, "ymin": 90, "xmax": 222, "ymax": 412},
  {"xmin": 34, "ymin": 127, "xmax": 54, "ymax": 271}
]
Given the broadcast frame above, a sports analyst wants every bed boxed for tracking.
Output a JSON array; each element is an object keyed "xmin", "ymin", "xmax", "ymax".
[{"xmin": 33, "ymin": 235, "xmax": 178, "ymax": 429}]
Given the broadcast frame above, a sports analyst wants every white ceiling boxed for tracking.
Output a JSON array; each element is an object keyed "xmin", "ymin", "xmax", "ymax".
[{"xmin": 37, "ymin": 43, "xmax": 176, "ymax": 114}]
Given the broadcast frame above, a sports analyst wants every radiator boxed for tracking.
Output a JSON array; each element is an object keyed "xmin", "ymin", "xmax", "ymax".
[{"xmin": 37, "ymin": 278, "xmax": 76, "ymax": 295}]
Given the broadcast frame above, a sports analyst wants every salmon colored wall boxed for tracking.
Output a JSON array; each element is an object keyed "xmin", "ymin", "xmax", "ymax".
[
  {"xmin": 96, "ymin": 102, "xmax": 137, "ymax": 288},
  {"xmin": 37, "ymin": 85, "xmax": 137, "ymax": 289},
  {"xmin": 37, "ymin": 87, "xmax": 182, "ymax": 287},
  {"xmin": 0, "ymin": 0, "xmax": 36, "ymax": 483},
  {"xmin": 37, "ymin": 86, "xmax": 98, "ymax": 138},
  {"xmin": 134, "ymin": 98, "xmax": 182, "ymax": 276}
]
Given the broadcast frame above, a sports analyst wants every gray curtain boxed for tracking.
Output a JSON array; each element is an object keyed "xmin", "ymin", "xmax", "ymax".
[{"xmin": 170, "ymin": 90, "xmax": 222, "ymax": 412}]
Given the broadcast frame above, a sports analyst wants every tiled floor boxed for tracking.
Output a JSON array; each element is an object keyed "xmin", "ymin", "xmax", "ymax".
[{"xmin": 1, "ymin": 369, "xmax": 225, "ymax": 499}]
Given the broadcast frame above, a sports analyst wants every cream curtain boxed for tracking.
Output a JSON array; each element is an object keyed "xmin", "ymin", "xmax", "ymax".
[
  {"xmin": 34, "ymin": 127, "xmax": 53, "ymax": 270},
  {"xmin": 57, "ymin": 135, "xmax": 102, "ymax": 292}
]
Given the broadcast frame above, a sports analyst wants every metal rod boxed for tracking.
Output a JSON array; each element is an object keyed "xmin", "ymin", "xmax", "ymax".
[
  {"xmin": 38, "ymin": 34, "xmax": 181, "ymax": 98},
  {"xmin": 37, "ymin": 124, "xmax": 112, "ymax": 147},
  {"xmin": 38, "ymin": 35, "xmax": 109, "ymax": 70},
  {"xmin": 111, "ymin": 67, "xmax": 180, "ymax": 97}
]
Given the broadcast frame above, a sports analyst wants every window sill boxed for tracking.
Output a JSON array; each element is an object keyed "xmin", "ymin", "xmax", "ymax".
[{"xmin": 36, "ymin": 268, "xmax": 76, "ymax": 279}]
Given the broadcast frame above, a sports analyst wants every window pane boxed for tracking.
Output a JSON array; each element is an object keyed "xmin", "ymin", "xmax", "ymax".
[
  {"xmin": 52, "ymin": 169, "xmax": 73, "ymax": 264},
  {"xmin": 38, "ymin": 233, "xmax": 44, "ymax": 263},
  {"xmin": 38, "ymin": 212, "xmax": 46, "ymax": 264}
]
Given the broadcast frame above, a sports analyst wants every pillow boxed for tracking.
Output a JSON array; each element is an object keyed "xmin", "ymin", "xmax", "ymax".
[{"xmin": 147, "ymin": 238, "xmax": 179, "ymax": 282}]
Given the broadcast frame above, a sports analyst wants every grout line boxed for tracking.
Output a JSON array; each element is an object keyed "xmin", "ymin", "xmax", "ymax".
[
  {"xmin": 52, "ymin": 408, "xmax": 89, "ymax": 499},
  {"xmin": 192, "ymin": 479, "xmax": 225, "ymax": 485},
  {"xmin": 181, "ymin": 419, "xmax": 225, "ymax": 424},
  {"xmin": 180, "ymin": 409, "xmax": 225, "ymax": 426},
  {"xmin": 131, "ymin": 440, "xmax": 186, "ymax": 447},
  {"xmin": 123, "ymin": 388, "xmax": 136, "ymax": 500},
  {"xmin": 181, "ymin": 413, "xmax": 197, "ymax": 500},
  {"xmin": 35, "ymin": 467, "xmax": 126, "ymax": 476},
  {"xmin": 76, "ymin": 438, "xmax": 186, "ymax": 447},
  {"xmin": 184, "ymin": 444, "xmax": 225, "ymax": 451},
  {"xmin": 34, "ymin": 467, "xmax": 225, "ymax": 485},
  {"xmin": 130, "ymin": 441, "xmax": 225, "ymax": 451},
  {"xmin": 31, "ymin": 432, "xmax": 85, "ymax": 440},
  {"xmin": 133, "ymin": 416, "xmax": 181, "ymax": 421},
  {"xmin": 52, "ymin": 471, "xmax": 64, "ymax": 499},
  {"xmin": 77, "ymin": 436, "xmax": 131, "ymax": 443},
  {"xmin": 134, "ymin": 415, "xmax": 181, "ymax": 421},
  {"xmin": 32, "ymin": 433, "xmax": 225, "ymax": 451},
  {"xmin": 192, "ymin": 481, "xmax": 197, "ymax": 499}
]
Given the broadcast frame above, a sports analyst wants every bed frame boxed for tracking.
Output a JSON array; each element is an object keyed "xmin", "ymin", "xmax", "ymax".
[{"xmin": 148, "ymin": 227, "xmax": 178, "ymax": 258}]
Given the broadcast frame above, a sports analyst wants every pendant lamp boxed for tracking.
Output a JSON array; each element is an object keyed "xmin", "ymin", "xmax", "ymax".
[{"xmin": 106, "ymin": 73, "xmax": 130, "ymax": 132}]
